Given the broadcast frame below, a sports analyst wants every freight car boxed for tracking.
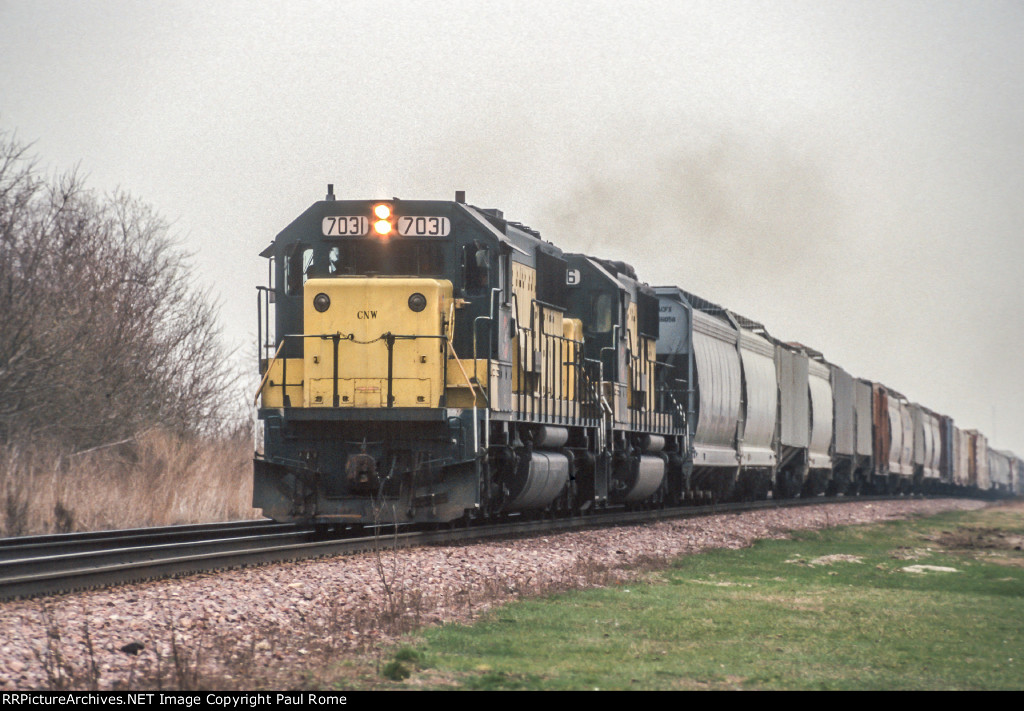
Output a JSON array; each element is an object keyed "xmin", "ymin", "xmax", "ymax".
[{"xmin": 253, "ymin": 190, "xmax": 1018, "ymax": 525}]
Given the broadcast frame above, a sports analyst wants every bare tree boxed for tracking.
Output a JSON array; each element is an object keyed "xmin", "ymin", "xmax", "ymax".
[{"xmin": 0, "ymin": 129, "xmax": 234, "ymax": 448}]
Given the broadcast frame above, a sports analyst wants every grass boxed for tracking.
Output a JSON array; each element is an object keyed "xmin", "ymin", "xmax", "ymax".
[
  {"xmin": 0, "ymin": 429, "xmax": 259, "ymax": 536},
  {"xmin": 344, "ymin": 503, "xmax": 1024, "ymax": 690}
]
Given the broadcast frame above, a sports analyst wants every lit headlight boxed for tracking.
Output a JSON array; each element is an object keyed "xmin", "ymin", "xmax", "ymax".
[
  {"xmin": 313, "ymin": 293, "xmax": 331, "ymax": 312},
  {"xmin": 373, "ymin": 203, "xmax": 393, "ymax": 236}
]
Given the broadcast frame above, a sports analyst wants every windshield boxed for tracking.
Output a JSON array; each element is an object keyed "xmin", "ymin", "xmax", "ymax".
[{"xmin": 286, "ymin": 241, "xmax": 445, "ymax": 288}]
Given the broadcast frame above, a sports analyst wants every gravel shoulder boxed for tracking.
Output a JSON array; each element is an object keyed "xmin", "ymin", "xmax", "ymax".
[{"xmin": 0, "ymin": 498, "xmax": 988, "ymax": 690}]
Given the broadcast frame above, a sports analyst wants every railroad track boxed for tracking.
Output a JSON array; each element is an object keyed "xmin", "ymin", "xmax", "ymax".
[
  {"xmin": 0, "ymin": 495, "xmax": 901, "ymax": 601},
  {"xmin": 0, "ymin": 519, "xmax": 290, "ymax": 560}
]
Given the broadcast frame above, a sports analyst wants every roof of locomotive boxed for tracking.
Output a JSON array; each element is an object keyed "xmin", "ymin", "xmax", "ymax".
[
  {"xmin": 566, "ymin": 253, "xmax": 658, "ymax": 298},
  {"xmin": 260, "ymin": 195, "xmax": 559, "ymax": 264}
]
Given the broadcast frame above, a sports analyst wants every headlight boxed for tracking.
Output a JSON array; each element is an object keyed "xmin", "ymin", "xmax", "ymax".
[
  {"xmin": 373, "ymin": 203, "xmax": 393, "ymax": 236},
  {"xmin": 313, "ymin": 293, "xmax": 331, "ymax": 312},
  {"xmin": 408, "ymin": 292, "xmax": 427, "ymax": 312}
]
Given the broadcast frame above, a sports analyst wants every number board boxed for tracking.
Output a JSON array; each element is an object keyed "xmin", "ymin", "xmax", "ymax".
[
  {"xmin": 398, "ymin": 216, "xmax": 451, "ymax": 237},
  {"xmin": 322, "ymin": 216, "xmax": 368, "ymax": 237}
]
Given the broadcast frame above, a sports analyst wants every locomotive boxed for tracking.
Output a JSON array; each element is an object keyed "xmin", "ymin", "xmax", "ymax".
[{"xmin": 253, "ymin": 189, "xmax": 1020, "ymax": 525}]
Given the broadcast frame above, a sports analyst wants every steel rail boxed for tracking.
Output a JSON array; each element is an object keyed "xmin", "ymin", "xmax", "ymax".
[
  {"xmin": 0, "ymin": 494, "xmax": 908, "ymax": 602},
  {"xmin": 0, "ymin": 520, "xmax": 293, "ymax": 562}
]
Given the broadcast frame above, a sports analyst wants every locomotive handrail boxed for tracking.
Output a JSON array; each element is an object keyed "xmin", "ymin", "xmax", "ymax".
[
  {"xmin": 259, "ymin": 331, "xmax": 450, "ymax": 409},
  {"xmin": 581, "ymin": 357, "xmax": 613, "ymax": 415},
  {"xmin": 260, "ymin": 318, "xmax": 658, "ymax": 433},
  {"xmin": 263, "ymin": 332, "xmax": 355, "ymax": 408},
  {"xmin": 446, "ymin": 337, "xmax": 480, "ymax": 455},
  {"xmin": 599, "ymin": 324, "xmax": 621, "ymax": 389},
  {"xmin": 376, "ymin": 332, "xmax": 449, "ymax": 409},
  {"xmin": 256, "ymin": 286, "xmax": 276, "ymax": 363},
  {"xmin": 254, "ymin": 340, "xmax": 286, "ymax": 406},
  {"xmin": 511, "ymin": 323, "xmax": 593, "ymax": 425},
  {"xmin": 527, "ymin": 294, "xmax": 594, "ymax": 427},
  {"xmin": 628, "ymin": 347, "xmax": 675, "ymax": 427},
  {"xmin": 662, "ymin": 386, "xmax": 690, "ymax": 452},
  {"xmin": 472, "ymin": 315, "xmax": 493, "ymax": 407},
  {"xmin": 573, "ymin": 356, "xmax": 605, "ymax": 453},
  {"xmin": 473, "ymin": 287, "xmax": 501, "ymax": 451},
  {"xmin": 445, "ymin": 339, "xmax": 479, "ymax": 400}
]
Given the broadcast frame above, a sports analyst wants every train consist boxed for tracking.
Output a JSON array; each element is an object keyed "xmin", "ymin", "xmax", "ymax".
[{"xmin": 253, "ymin": 190, "xmax": 1020, "ymax": 525}]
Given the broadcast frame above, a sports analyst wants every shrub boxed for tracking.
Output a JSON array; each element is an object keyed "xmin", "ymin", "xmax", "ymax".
[{"xmin": 0, "ymin": 130, "xmax": 236, "ymax": 449}]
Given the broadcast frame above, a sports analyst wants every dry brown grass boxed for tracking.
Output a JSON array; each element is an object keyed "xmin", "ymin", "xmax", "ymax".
[{"xmin": 0, "ymin": 429, "xmax": 259, "ymax": 536}]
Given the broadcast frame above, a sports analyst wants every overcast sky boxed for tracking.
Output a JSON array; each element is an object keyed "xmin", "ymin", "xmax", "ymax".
[{"xmin": 2, "ymin": 0, "xmax": 1022, "ymax": 456}]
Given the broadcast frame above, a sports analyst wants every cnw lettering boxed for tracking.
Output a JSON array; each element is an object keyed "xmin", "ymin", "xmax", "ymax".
[{"xmin": 357, "ymin": 310, "xmax": 378, "ymax": 319}]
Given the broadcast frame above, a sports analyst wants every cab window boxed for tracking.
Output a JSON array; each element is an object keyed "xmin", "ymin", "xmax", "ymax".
[
  {"xmin": 592, "ymin": 293, "xmax": 613, "ymax": 333},
  {"xmin": 285, "ymin": 246, "xmax": 313, "ymax": 296},
  {"xmin": 463, "ymin": 241, "xmax": 490, "ymax": 294}
]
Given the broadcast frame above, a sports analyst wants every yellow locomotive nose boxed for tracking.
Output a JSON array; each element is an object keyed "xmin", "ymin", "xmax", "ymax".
[{"xmin": 302, "ymin": 277, "xmax": 453, "ymax": 408}]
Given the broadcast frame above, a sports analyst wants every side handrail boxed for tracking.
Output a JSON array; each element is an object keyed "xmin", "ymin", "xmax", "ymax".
[
  {"xmin": 254, "ymin": 340, "xmax": 286, "ymax": 406},
  {"xmin": 445, "ymin": 339, "xmax": 478, "ymax": 399},
  {"xmin": 446, "ymin": 337, "xmax": 479, "ymax": 455}
]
